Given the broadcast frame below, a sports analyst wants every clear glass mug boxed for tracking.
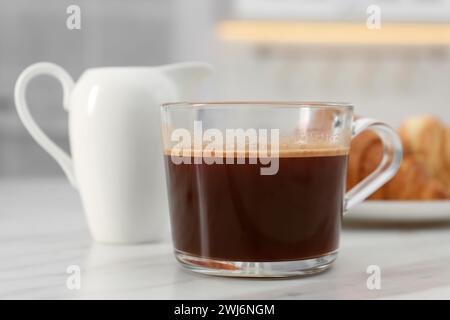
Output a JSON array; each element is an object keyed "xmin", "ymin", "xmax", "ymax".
[{"xmin": 161, "ymin": 102, "xmax": 402, "ymax": 277}]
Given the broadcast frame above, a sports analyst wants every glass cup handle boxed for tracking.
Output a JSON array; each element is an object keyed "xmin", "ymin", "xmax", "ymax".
[{"xmin": 344, "ymin": 118, "xmax": 403, "ymax": 213}]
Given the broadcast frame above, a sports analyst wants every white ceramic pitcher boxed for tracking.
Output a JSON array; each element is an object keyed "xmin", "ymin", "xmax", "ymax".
[{"xmin": 14, "ymin": 62, "xmax": 212, "ymax": 244}]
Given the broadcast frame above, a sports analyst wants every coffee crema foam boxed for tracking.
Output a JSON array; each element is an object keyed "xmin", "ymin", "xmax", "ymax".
[{"xmin": 165, "ymin": 144, "xmax": 348, "ymax": 158}]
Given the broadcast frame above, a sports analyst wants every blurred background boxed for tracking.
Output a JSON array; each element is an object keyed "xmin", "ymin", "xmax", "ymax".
[{"xmin": 1, "ymin": 0, "xmax": 450, "ymax": 179}]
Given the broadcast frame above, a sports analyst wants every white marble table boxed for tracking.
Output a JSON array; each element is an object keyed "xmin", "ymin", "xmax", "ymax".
[{"xmin": 1, "ymin": 178, "xmax": 450, "ymax": 300}]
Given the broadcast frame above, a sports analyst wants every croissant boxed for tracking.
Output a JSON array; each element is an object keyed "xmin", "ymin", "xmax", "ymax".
[
  {"xmin": 347, "ymin": 129, "xmax": 450, "ymax": 200},
  {"xmin": 398, "ymin": 115, "xmax": 450, "ymax": 193},
  {"xmin": 384, "ymin": 157, "xmax": 450, "ymax": 200},
  {"xmin": 347, "ymin": 131, "xmax": 384, "ymax": 200}
]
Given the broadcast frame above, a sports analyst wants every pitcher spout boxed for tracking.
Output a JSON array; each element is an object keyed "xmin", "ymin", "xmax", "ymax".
[{"xmin": 159, "ymin": 62, "xmax": 213, "ymax": 100}]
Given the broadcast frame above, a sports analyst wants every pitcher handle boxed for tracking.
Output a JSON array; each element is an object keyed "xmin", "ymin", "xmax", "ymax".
[
  {"xmin": 344, "ymin": 118, "xmax": 403, "ymax": 212},
  {"xmin": 14, "ymin": 62, "xmax": 76, "ymax": 187}
]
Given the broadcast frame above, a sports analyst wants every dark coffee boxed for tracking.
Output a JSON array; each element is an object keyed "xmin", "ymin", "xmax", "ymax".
[{"xmin": 164, "ymin": 148, "xmax": 348, "ymax": 262}]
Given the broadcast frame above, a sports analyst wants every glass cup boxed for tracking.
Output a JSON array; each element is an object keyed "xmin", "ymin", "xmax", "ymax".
[{"xmin": 160, "ymin": 102, "xmax": 402, "ymax": 277}]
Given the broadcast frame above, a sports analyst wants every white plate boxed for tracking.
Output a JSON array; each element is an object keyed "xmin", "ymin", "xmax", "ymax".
[{"xmin": 346, "ymin": 200, "xmax": 450, "ymax": 222}]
